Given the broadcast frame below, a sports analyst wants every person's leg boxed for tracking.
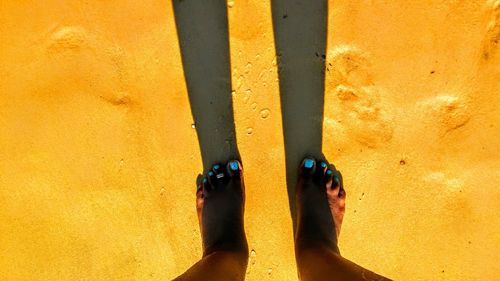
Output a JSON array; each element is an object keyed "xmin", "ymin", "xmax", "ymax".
[
  {"xmin": 294, "ymin": 157, "xmax": 390, "ymax": 281},
  {"xmin": 174, "ymin": 161, "xmax": 248, "ymax": 281},
  {"xmin": 172, "ymin": 1, "xmax": 246, "ymax": 279},
  {"xmin": 271, "ymin": 0, "xmax": 390, "ymax": 278}
]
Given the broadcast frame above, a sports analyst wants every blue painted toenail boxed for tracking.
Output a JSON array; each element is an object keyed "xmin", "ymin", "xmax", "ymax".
[
  {"xmin": 326, "ymin": 169, "xmax": 333, "ymax": 175},
  {"xmin": 304, "ymin": 159, "xmax": 314, "ymax": 169},
  {"xmin": 213, "ymin": 164, "xmax": 220, "ymax": 170},
  {"xmin": 334, "ymin": 175, "xmax": 340, "ymax": 185},
  {"xmin": 203, "ymin": 178, "xmax": 207, "ymax": 183},
  {"xmin": 320, "ymin": 162, "xmax": 327, "ymax": 168},
  {"xmin": 208, "ymin": 171, "xmax": 214, "ymax": 176},
  {"xmin": 230, "ymin": 161, "xmax": 239, "ymax": 171}
]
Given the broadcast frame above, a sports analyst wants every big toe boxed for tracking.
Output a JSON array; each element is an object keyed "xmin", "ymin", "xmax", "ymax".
[
  {"xmin": 227, "ymin": 160, "xmax": 242, "ymax": 178},
  {"xmin": 299, "ymin": 157, "xmax": 317, "ymax": 178}
]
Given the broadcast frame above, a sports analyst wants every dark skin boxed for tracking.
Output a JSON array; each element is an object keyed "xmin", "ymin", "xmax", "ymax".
[
  {"xmin": 174, "ymin": 158, "xmax": 390, "ymax": 281},
  {"xmin": 172, "ymin": 0, "xmax": 390, "ymax": 278},
  {"xmin": 173, "ymin": 160, "xmax": 248, "ymax": 281},
  {"xmin": 294, "ymin": 157, "xmax": 390, "ymax": 281}
]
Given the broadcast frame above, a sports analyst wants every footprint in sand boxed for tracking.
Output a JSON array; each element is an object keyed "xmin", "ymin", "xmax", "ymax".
[
  {"xmin": 47, "ymin": 26, "xmax": 88, "ymax": 53},
  {"xmin": 44, "ymin": 25, "xmax": 133, "ymax": 107},
  {"xmin": 324, "ymin": 45, "xmax": 393, "ymax": 148},
  {"xmin": 417, "ymin": 94, "xmax": 471, "ymax": 135}
]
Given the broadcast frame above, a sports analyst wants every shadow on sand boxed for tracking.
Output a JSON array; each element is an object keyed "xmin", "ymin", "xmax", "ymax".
[
  {"xmin": 173, "ymin": 0, "xmax": 328, "ymax": 233},
  {"xmin": 271, "ymin": 0, "xmax": 328, "ymax": 232},
  {"xmin": 173, "ymin": 0, "xmax": 240, "ymax": 172}
]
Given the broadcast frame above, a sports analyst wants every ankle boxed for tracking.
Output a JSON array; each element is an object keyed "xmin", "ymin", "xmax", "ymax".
[
  {"xmin": 295, "ymin": 238, "xmax": 340, "ymax": 257},
  {"xmin": 204, "ymin": 249, "xmax": 249, "ymax": 270},
  {"xmin": 203, "ymin": 239, "xmax": 249, "ymax": 258}
]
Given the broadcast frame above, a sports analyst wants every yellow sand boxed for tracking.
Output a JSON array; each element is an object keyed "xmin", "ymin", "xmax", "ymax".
[{"xmin": 0, "ymin": 1, "xmax": 499, "ymax": 280}]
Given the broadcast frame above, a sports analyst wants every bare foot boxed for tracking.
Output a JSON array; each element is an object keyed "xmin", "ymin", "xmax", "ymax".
[
  {"xmin": 295, "ymin": 157, "xmax": 346, "ymax": 254},
  {"xmin": 196, "ymin": 160, "xmax": 248, "ymax": 256},
  {"xmin": 294, "ymin": 157, "xmax": 391, "ymax": 281}
]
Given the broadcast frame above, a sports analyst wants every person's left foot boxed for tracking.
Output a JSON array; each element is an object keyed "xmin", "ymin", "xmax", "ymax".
[{"xmin": 196, "ymin": 160, "xmax": 248, "ymax": 257}]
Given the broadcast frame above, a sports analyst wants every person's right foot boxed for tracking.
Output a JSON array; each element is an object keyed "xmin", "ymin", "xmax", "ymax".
[
  {"xmin": 196, "ymin": 160, "xmax": 248, "ymax": 257},
  {"xmin": 295, "ymin": 157, "xmax": 346, "ymax": 254},
  {"xmin": 294, "ymin": 158, "xmax": 391, "ymax": 281}
]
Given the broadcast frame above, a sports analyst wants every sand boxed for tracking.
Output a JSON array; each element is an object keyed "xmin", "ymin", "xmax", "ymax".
[{"xmin": 0, "ymin": 1, "xmax": 499, "ymax": 280}]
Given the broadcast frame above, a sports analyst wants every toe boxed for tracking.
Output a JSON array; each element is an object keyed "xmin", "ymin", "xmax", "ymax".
[
  {"xmin": 196, "ymin": 174, "xmax": 208, "ymax": 196},
  {"xmin": 201, "ymin": 176, "xmax": 212, "ymax": 197},
  {"xmin": 336, "ymin": 171, "xmax": 346, "ymax": 199},
  {"xmin": 196, "ymin": 174, "xmax": 204, "ymax": 192},
  {"xmin": 326, "ymin": 169, "xmax": 340, "ymax": 196},
  {"xmin": 300, "ymin": 157, "xmax": 316, "ymax": 177},
  {"xmin": 325, "ymin": 164, "xmax": 341, "ymax": 190},
  {"xmin": 324, "ymin": 168, "xmax": 334, "ymax": 187},
  {"xmin": 212, "ymin": 163, "xmax": 227, "ymax": 182},
  {"xmin": 207, "ymin": 170, "xmax": 215, "ymax": 184},
  {"xmin": 333, "ymin": 171, "xmax": 341, "ymax": 189},
  {"xmin": 196, "ymin": 176, "xmax": 206, "ymax": 223},
  {"xmin": 314, "ymin": 161, "xmax": 329, "ymax": 181},
  {"xmin": 196, "ymin": 184, "xmax": 204, "ymax": 208},
  {"xmin": 227, "ymin": 160, "xmax": 242, "ymax": 177},
  {"xmin": 328, "ymin": 169, "xmax": 346, "ymax": 199},
  {"xmin": 196, "ymin": 181, "xmax": 204, "ymax": 199}
]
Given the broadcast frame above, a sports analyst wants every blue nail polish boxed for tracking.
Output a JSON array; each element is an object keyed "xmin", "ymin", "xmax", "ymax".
[
  {"xmin": 230, "ymin": 161, "xmax": 239, "ymax": 171},
  {"xmin": 326, "ymin": 169, "xmax": 333, "ymax": 175},
  {"xmin": 320, "ymin": 162, "xmax": 327, "ymax": 168},
  {"xmin": 334, "ymin": 175, "xmax": 340, "ymax": 185},
  {"xmin": 203, "ymin": 178, "xmax": 207, "ymax": 183},
  {"xmin": 208, "ymin": 171, "xmax": 214, "ymax": 176},
  {"xmin": 213, "ymin": 164, "xmax": 220, "ymax": 170},
  {"xmin": 304, "ymin": 159, "xmax": 314, "ymax": 169}
]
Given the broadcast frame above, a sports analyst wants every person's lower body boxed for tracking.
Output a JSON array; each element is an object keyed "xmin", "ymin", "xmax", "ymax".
[
  {"xmin": 174, "ymin": 157, "xmax": 390, "ymax": 281},
  {"xmin": 170, "ymin": 0, "xmax": 390, "ymax": 279}
]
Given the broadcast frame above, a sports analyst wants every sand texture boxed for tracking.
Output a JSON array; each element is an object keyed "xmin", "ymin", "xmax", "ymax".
[{"xmin": 1, "ymin": 1, "xmax": 499, "ymax": 280}]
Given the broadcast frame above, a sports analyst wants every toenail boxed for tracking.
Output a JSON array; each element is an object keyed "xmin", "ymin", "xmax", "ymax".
[
  {"xmin": 304, "ymin": 159, "xmax": 314, "ymax": 169},
  {"xmin": 213, "ymin": 164, "xmax": 220, "ymax": 170},
  {"xmin": 320, "ymin": 162, "xmax": 327, "ymax": 168},
  {"xmin": 334, "ymin": 175, "xmax": 340, "ymax": 186},
  {"xmin": 326, "ymin": 169, "xmax": 333, "ymax": 175},
  {"xmin": 229, "ymin": 161, "xmax": 239, "ymax": 171},
  {"xmin": 208, "ymin": 171, "xmax": 214, "ymax": 177},
  {"xmin": 216, "ymin": 173, "xmax": 224, "ymax": 179},
  {"xmin": 203, "ymin": 178, "xmax": 208, "ymax": 183}
]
